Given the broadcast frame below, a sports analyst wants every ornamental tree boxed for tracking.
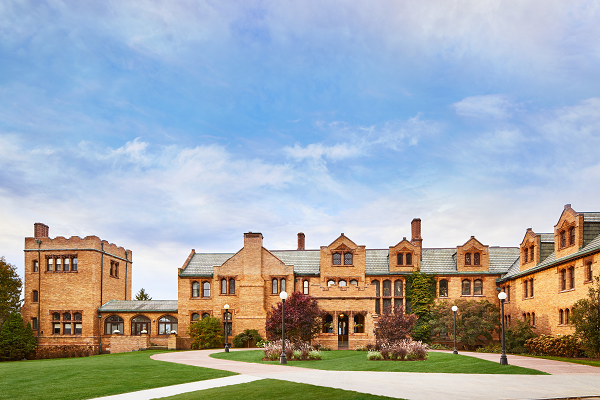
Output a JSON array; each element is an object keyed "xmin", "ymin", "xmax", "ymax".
[
  {"xmin": 188, "ymin": 316, "xmax": 224, "ymax": 349},
  {"xmin": 0, "ymin": 257, "xmax": 22, "ymax": 333},
  {"xmin": 375, "ymin": 305, "xmax": 418, "ymax": 343},
  {"xmin": 572, "ymin": 276, "xmax": 600, "ymax": 357},
  {"xmin": 265, "ymin": 292, "xmax": 324, "ymax": 344}
]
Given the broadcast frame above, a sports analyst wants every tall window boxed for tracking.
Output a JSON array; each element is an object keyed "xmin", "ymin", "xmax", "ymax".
[
  {"xmin": 465, "ymin": 253, "xmax": 471, "ymax": 266},
  {"xmin": 560, "ymin": 230, "xmax": 566, "ymax": 248},
  {"xmin": 272, "ymin": 278, "xmax": 278, "ymax": 294},
  {"xmin": 561, "ymin": 269, "xmax": 567, "ymax": 291},
  {"xmin": 33, "ymin": 260, "xmax": 38, "ymax": 272},
  {"xmin": 523, "ymin": 248, "xmax": 528, "ymax": 263},
  {"xmin": 383, "ymin": 280, "xmax": 391, "ymax": 297},
  {"xmin": 332, "ymin": 253, "xmax": 341, "ymax": 265},
  {"xmin": 55, "ymin": 258, "xmax": 61, "ymax": 271},
  {"xmin": 47, "ymin": 258, "xmax": 53, "ymax": 271},
  {"xmin": 33, "ymin": 290, "xmax": 38, "ymax": 302},
  {"xmin": 569, "ymin": 227, "xmax": 575, "ymax": 246},
  {"xmin": 344, "ymin": 252, "xmax": 353, "ymax": 265},
  {"xmin": 566, "ymin": 308, "xmax": 570, "ymax": 324},
  {"xmin": 221, "ymin": 279, "xmax": 227, "ymax": 294},
  {"xmin": 281, "ymin": 278, "xmax": 286, "ymax": 292},
  {"xmin": 524, "ymin": 280, "xmax": 528, "ymax": 298},
  {"xmin": 462, "ymin": 279, "xmax": 471, "ymax": 295},
  {"xmin": 303, "ymin": 280, "xmax": 309, "ymax": 294},
  {"xmin": 405, "ymin": 253, "xmax": 412, "ymax": 265},
  {"xmin": 559, "ymin": 309, "xmax": 564, "ymax": 325},
  {"xmin": 397, "ymin": 253, "xmax": 403, "ymax": 266},
  {"xmin": 532, "ymin": 312, "xmax": 536, "ymax": 326},
  {"xmin": 64, "ymin": 257, "xmax": 70, "ymax": 272},
  {"xmin": 373, "ymin": 280, "xmax": 380, "ymax": 314},
  {"xmin": 74, "ymin": 312, "xmax": 82, "ymax": 334},
  {"xmin": 507, "ymin": 285, "xmax": 511, "ymax": 302},
  {"xmin": 158, "ymin": 316, "xmax": 178, "ymax": 335},
  {"xmin": 394, "ymin": 280, "xmax": 403, "ymax": 297},
  {"xmin": 586, "ymin": 262, "xmax": 593, "ymax": 282},
  {"xmin": 473, "ymin": 279, "xmax": 483, "ymax": 296},
  {"xmin": 529, "ymin": 247, "xmax": 534, "ymax": 262},
  {"xmin": 439, "ymin": 279, "xmax": 448, "ymax": 297},
  {"xmin": 72, "ymin": 257, "xmax": 78, "ymax": 271},
  {"xmin": 105, "ymin": 315, "xmax": 124, "ymax": 334},
  {"xmin": 32, "ymin": 318, "xmax": 38, "ymax": 330},
  {"xmin": 569, "ymin": 267, "xmax": 575, "ymax": 289},
  {"xmin": 474, "ymin": 253, "xmax": 480, "ymax": 266},
  {"xmin": 192, "ymin": 281, "xmax": 200, "ymax": 298},
  {"xmin": 530, "ymin": 279, "xmax": 534, "ymax": 297},
  {"xmin": 229, "ymin": 278, "xmax": 235, "ymax": 295},
  {"xmin": 202, "ymin": 281, "xmax": 211, "ymax": 297},
  {"xmin": 323, "ymin": 314, "xmax": 333, "ymax": 333},
  {"xmin": 354, "ymin": 314, "xmax": 365, "ymax": 333}
]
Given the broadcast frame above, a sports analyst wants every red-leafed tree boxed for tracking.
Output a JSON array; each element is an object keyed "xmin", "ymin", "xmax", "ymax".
[
  {"xmin": 265, "ymin": 292, "xmax": 324, "ymax": 344},
  {"xmin": 375, "ymin": 305, "xmax": 418, "ymax": 343}
]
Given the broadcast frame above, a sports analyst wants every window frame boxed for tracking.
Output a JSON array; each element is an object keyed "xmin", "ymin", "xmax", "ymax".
[
  {"xmin": 303, "ymin": 280, "xmax": 309, "ymax": 294},
  {"xmin": 202, "ymin": 281, "xmax": 211, "ymax": 298},
  {"xmin": 465, "ymin": 253, "xmax": 471, "ymax": 266},
  {"xmin": 461, "ymin": 279, "xmax": 471, "ymax": 296},
  {"xmin": 33, "ymin": 290, "xmax": 39, "ymax": 302},
  {"xmin": 158, "ymin": 315, "xmax": 178, "ymax": 335},
  {"xmin": 439, "ymin": 279, "xmax": 448, "ymax": 297},
  {"xmin": 473, "ymin": 279, "xmax": 483, "ymax": 296},
  {"xmin": 105, "ymin": 315, "xmax": 124, "ymax": 335},
  {"xmin": 272, "ymin": 278, "xmax": 279, "ymax": 294},
  {"xmin": 474, "ymin": 252, "xmax": 480, "ymax": 266},
  {"xmin": 192, "ymin": 281, "xmax": 200, "ymax": 298}
]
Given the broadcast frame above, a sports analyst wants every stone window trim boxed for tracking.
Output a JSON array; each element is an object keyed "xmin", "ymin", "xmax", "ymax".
[
  {"xmin": 473, "ymin": 252, "xmax": 481, "ymax": 266},
  {"xmin": 373, "ymin": 278, "xmax": 404, "ymax": 315},
  {"xmin": 271, "ymin": 277, "xmax": 287, "ymax": 294},
  {"xmin": 45, "ymin": 254, "xmax": 78, "ymax": 273},
  {"xmin": 50, "ymin": 310, "xmax": 83, "ymax": 335},
  {"xmin": 219, "ymin": 276, "xmax": 237, "ymax": 295},
  {"xmin": 191, "ymin": 311, "xmax": 211, "ymax": 322},
  {"xmin": 332, "ymin": 251, "xmax": 353, "ymax": 266},
  {"xmin": 465, "ymin": 252, "xmax": 471, "ymax": 266},
  {"xmin": 558, "ymin": 267, "xmax": 576, "ymax": 292}
]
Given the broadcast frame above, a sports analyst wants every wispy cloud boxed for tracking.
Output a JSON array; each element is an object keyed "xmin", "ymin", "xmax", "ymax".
[{"xmin": 452, "ymin": 95, "xmax": 516, "ymax": 119}]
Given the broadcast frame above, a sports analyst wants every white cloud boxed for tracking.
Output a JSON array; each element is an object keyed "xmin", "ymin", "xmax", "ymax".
[
  {"xmin": 283, "ymin": 142, "xmax": 362, "ymax": 162},
  {"xmin": 452, "ymin": 95, "xmax": 515, "ymax": 119}
]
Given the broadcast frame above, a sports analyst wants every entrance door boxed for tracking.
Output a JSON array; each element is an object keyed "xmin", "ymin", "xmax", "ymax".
[{"xmin": 338, "ymin": 314, "xmax": 349, "ymax": 349}]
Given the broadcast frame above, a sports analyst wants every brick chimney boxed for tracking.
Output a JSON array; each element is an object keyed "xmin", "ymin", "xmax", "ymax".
[
  {"xmin": 297, "ymin": 233, "xmax": 305, "ymax": 250},
  {"xmin": 411, "ymin": 218, "xmax": 422, "ymax": 248},
  {"xmin": 564, "ymin": 204, "xmax": 572, "ymax": 210},
  {"xmin": 34, "ymin": 223, "xmax": 49, "ymax": 239}
]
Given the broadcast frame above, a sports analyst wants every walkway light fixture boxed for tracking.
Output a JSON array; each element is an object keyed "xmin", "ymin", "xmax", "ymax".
[
  {"xmin": 224, "ymin": 304, "xmax": 230, "ymax": 353},
  {"xmin": 498, "ymin": 292, "xmax": 508, "ymax": 365},
  {"xmin": 280, "ymin": 291, "xmax": 288, "ymax": 364},
  {"xmin": 451, "ymin": 305, "xmax": 458, "ymax": 354}
]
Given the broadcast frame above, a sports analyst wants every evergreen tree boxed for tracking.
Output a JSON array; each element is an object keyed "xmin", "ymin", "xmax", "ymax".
[
  {"xmin": 135, "ymin": 288, "xmax": 152, "ymax": 301},
  {"xmin": 0, "ymin": 313, "xmax": 37, "ymax": 361},
  {"xmin": 572, "ymin": 276, "xmax": 600, "ymax": 357},
  {"xmin": 0, "ymin": 257, "xmax": 22, "ymax": 333}
]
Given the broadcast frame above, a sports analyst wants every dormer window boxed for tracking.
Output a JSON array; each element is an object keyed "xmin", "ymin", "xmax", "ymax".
[
  {"xmin": 332, "ymin": 251, "xmax": 353, "ymax": 266},
  {"xmin": 397, "ymin": 253, "xmax": 403, "ymax": 265},
  {"xmin": 332, "ymin": 253, "xmax": 341, "ymax": 265},
  {"xmin": 397, "ymin": 252, "xmax": 413, "ymax": 266},
  {"xmin": 529, "ymin": 247, "xmax": 534, "ymax": 262},
  {"xmin": 406, "ymin": 253, "xmax": 412, "ymax": 265},
  {"xmin": 465, "ymin": 253, "xmax": 471, "ymax": 266},
  {"xmin": 474, "ymin": 253, "xmax": 480, "ymax": 266},
  {"xmin": 569, "ymin": 227, "xmax": 575, "ymax": 246},
  {"xmin": 560, "ymin": 230, "xmax": 566, "ymax": 248},
  {"xmin": 523, "ymin": 249, "xmax": 528, "ymax": 263},
  {"xmin": 344, "ymin": 252, "xmax": 353, "ymax": 265}
]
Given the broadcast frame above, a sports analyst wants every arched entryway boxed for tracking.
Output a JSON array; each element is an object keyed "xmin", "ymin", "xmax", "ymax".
[{"xmin": 338, "ymin": 313, "xmax": 349, "ymax": 349}]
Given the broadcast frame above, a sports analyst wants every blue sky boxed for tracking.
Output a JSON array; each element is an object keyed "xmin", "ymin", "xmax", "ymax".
[{"xmin": 1, "ymin": 1, "xmax": 599, "ymax": 300}]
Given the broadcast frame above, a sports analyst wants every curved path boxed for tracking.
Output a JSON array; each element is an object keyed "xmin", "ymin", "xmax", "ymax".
[{"xmin": 94, "ymin": 349, "xmax": 600, "ymax": 400}]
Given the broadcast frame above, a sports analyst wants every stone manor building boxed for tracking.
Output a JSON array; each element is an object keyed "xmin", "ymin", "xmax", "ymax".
[{"xmin": 20, "ymin": 205, "xmax": 600, "ymax": 353}]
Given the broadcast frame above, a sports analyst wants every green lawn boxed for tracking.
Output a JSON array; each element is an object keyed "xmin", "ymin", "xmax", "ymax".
[
  {"xmin": 0, "ymin": 350, "xmax": 236, "ymax": 400},
  {"xmin": 161, "ymin": 379, "xmax": 399, "ymax": 400},
  {"xmin": 211, "ymin": 350, "xmax": 548, "ymax": 375}
]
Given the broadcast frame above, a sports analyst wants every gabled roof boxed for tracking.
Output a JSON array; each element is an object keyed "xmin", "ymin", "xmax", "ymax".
[
  {"xmin": 583, "ymin": 212, "xmax": 600, "ymax": 222},
  {"xmin": 271, "ymin": 250, "xmax": 321, "ymax": 275},
  {"xmin": 180, "ymin": 253, "xmax": 234, "ymax": 277},
  {"xmin": 98, "ymin": 300, "xmax": 178, "ymax": 313}
]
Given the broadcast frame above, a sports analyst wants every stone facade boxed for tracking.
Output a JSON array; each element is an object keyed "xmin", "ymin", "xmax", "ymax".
[{"xmin": 19, "ymin": 206, "xmax": 600, "ymax": 353}]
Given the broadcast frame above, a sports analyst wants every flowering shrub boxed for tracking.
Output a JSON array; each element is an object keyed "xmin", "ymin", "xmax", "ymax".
[
  {"xmin": 525, "ymin": 334, "xmax": 580, "ymax": 357},
  {"xmin": 262, "ymin": 339, "xmax": 322, "ymax": 361},
  {"xmin": 367, "ymin": 339, "xmax": 428, "ymax": 361}
]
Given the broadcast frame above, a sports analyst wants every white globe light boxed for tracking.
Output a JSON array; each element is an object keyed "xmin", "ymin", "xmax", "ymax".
[
  {"xmin": 280, "ymin": 291, "xmax": 288, "ymax": 300},
  {"xmin": 451, "ymin": 306, "xmax": 458, "ymax": 312},
  {"xmin": 224, "ymin": 304, "xmax": 230, "ymax": 309},
  {"xmin": 498, "ymin": 292, "xmax": 507, "ymax": 300}
]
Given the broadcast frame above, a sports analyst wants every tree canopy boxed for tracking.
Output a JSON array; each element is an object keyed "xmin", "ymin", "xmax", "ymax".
[
  {"xmin": 0, "ymin": 257, "xmax": 22, "ymax": 333},
  {"xmin": 135, "ymin": 288, "xmax": 152, "ymax": 301},
  {"xmin": 265, "ymin": 292, "xmax": 324, "ymax": 344},
  {"xmin": 572, "ymin": 276, "xmax": 600, "ymax": 357},
  {"xmin": 188, "ymin": 316, "xmax": 223, "ymax": 349},
  {"xmin": 0, "ymin": 312, "xmax": 37, "ymax": 360},
  {"xmin": 375, "ymin": 305, "xmax": 418, "ymax": 343}
]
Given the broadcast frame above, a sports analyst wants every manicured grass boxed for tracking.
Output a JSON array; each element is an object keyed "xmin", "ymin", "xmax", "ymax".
[
  {"xmin": 211, "ymin": 350, "xmax": 548, "ymax": 375},
  {"xmin": 521, "ymin": 354, "xmax": 600, "ymax": 368},
  {"xmin": 161, "ymin": 378, "xmax": 399, "ymax": 400},
  {"xmin": 0, "ymin": 350, "xmax": 236, "ymax": 400}
]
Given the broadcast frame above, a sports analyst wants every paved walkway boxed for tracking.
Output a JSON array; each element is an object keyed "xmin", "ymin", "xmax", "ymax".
[{"xmin": 93, "ymin": 349, "xmax": 600, "ymax": 400}]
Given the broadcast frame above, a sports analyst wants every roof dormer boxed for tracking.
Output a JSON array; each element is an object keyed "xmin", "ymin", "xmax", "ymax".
[
  {"xmin": 320, "ymin": 234, "xmax": 366, "ymax": 285},
  {"xmin": 456, "ymin": 236, "xmax": 489, "ymax": 272},
  {"xmin": 554, "ymin": 204, "xmax": 584, "ymax": 259},
  {"xmin": 389, "ymin": 237, "xmax": 420, "ymax": 272}
]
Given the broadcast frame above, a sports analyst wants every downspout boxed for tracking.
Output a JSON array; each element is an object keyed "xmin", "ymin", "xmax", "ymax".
[
  {"xmin": 36, "ymin": 239, "xmax": 42, "ymax": 345},
  {"xmin": 124, "ymin": 251, "xmax": 128, "ymax": 300},
  {"xmin": 99, "ymin": 243, "xmax": 104, "ymax": 354}
]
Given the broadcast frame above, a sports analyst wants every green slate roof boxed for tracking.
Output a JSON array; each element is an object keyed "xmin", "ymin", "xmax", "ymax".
[{"xmin": 98, "ymin": 300, "xmax": 178, "ymax": 313}]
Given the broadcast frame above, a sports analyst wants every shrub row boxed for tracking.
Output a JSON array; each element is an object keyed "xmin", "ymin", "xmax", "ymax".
[
  {"xmin": 262, "ymin": 339, "xmax": 322, "ymax": 361},
  {"xmin": 36, "ymin": 345, "xmax": 98, "ymax": 359},
  {"xmin": 367, "ymin": 339, "xmax": 428, "ymax": 361},
  {"xmin": 524, "ymin": 335, "xmax": 580, "ymax": 357}
]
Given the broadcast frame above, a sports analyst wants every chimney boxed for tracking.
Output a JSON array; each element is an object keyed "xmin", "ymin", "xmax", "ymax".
[
  {"xmin": 564, "ymin": 204, "xmax": 572, "ymax": 210},
  {"xmin": 34, "ymin": 223, "xmax": 49, "ymax": 239},
  {"xmin": 411, "ymin": 218, "xmax": 422, "ymax": 247},
  {"xmin": 297, "ymin": 233, "xmax": 305, "ymax": 250}
]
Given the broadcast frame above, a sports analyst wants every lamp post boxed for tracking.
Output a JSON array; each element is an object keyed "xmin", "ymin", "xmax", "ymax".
[
  {"xmin": 451, "ymin": 306, "xmax": 458, "ymax": 354},
  {"xmin": 98, "ymin": 314, "xmax": 102, "ymax": 355},
  {"xmin": 279, "ymin": 291, "xmax": 288, "ymax": 364},
  {"xmin": 498, "ymin": 292, "xmax": 508, "ymax": 365},
  {"xmin": 224, "ymin": 304, "xmax": 230, "ymax": 353}
]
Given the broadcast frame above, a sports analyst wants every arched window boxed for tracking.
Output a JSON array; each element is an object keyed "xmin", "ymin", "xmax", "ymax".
[
  {"xmin": 202, "ymin": 313, "xmax": 210, "ymax": 319},
  {"xmin": 52, "ymin": 312, "xmax": 60, "ymax": 320},
  {"xmin": 383, "ymin": 280, "xmax": 391, "ymax": 297},
  {"xmin": 339, "ymin": 280, "xmax": 347, "ymax": 287},
  {"xmin": 192, "ymin": 281, "xmax": 200, "ymax": 298},
  {"xmin": 303, "ymin": 280, "xmax": 309, "ymax": 294},
  {"xmin": 281, "ymin": 278, "xmax": 286, "ymax": 293},
  {"xmin": 373, "ymin": 280, "xmax": 380, "ymax": 297},
  {"xmin": 569, "ymin": 227, "xmax": 575, "ymax": 246},
  {"xmin": 350, "ymin": 279, "xmax": 358, "ymax": 286},
  {"xmin": 397, "ymin": 253, "xmax": 403, "ymax": 265},
  {"xmin": 354, "ymin": 314, "xmax": 365, "ymax": 333},
  {"xmin": 202, "ymin": 281, "xmax": 211, "ymax": 297},
  {"xmin": 462, "ymin": 279, "xmax": 471, "ymax": 295},
  {"xmin": 439, "ymin": 280, "xmax": 448, "ymax": 297},
  {"xmin": 394, "ymin": 280, "xmax": 403, "ymax": 297},
  {"xmin": 473, "ymin": 279, "xmax": 482, "ymax": 296},
  {"xmin": 191, "ymin": 313, "xmax": 200, "ymax": 322},
  {"xmin": 373, "ymin": 280, "xmax": 380, "ymax": 314},
  {"xmin": 229, "ymin": 278, "xmax": 235, "ymax": 294},
  {"xmin": 566, "ymin": 308, "xmax": 570, "ymax": 324},
  {"xmin": 465, "ymin": 253, "xmax": 471, "ymax": 266},
  {"xmin": 524, "ymin": 280, "xmax": 529, "ymax": 298},
  {"xmin": 105, "ymin": 315, "xmax": 124, "ymax": 335},
  {"xmin": 474, "ymin": 253, "xmax": 480, "ymax": 266},
  {"xmin": 131, "ymin": 315, "xmax": 150, "ymax": 336},
  {"xmin": 332, "ymin": 253, "xmax": 341, "ymax": 265},
  {"xmin": 532, "ymin": 312, "xmax": 535, "ymax": 326},
  {"xmin": 33, "ymin": 290, "xmax": 38, "ymax": 302},
  {"xmin": 569, "ymin": 267, "xmax": 575, "ymax": 289},
  {"xmin": 323, "ymin": 314, "xmax": 334, "ymax": 333},
  {"xmin": 344, "ymin": 252, "xmax": 353, "ymax": 265},
  {"xmin": 272, "ymin": 278, "xmax": 278, "ymax": 294},
  {"xmin": 221, "ymin": 279, "xmax": 227, "ymax": 294},
  {"xmin": 74, "ymin": 313, "xmax": 82, "ymax": 321},
  {"xmin": 406, "ymin": 253, "xmax": 412, "ymax": 265},
  {"xmin": 586, "ymin": 261, "xmax": 593, "ymax": 282},
  {"xmin": 63, "ymin": 313, "xmax": 71, "ymax": 321},
  {"xmin": 530, "ymin": 279, "xmax": 534, "ymax": 297},
  {"xmin": 327, "ymin": 279, "xmax": 335, "ymax": 287},
  {"xmin": 158, "ymin": 316, "xmax": 178, "ymax": 335},
  {"xmin": 559, "ymin": 309, "xmax": 564, "ymax": 325}
]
